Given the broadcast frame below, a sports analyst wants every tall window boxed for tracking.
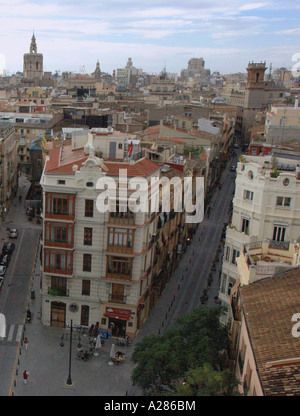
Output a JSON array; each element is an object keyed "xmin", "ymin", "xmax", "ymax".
[
  {"xmin": 241, "ymin": 218, "xmax": 250, "ymax": 235},
  {"xmin": 107, "ymin": 256, "xmax": 132, "ymax": 278},
  {"xmin": 244, "ymin": 190, "xmax": 253, "ymax": 201},
  {"xmin": 108, "ymin": 228, "xmax": 133, "ymax": 248},
  {"xmin": 84, "ymin": 228, "xmax": 93, "ymax": 245},
  {"xmin": 51, "ymin": 276, "xmax": 67, "ymax": 293},
  {"xmin": 110, "ymin": 201, "xmax": 134, "ymax": 219},
  {"xmin": 81, "ymin": 305, "xmax": 89, "ymax": 326},
  {"xmin": 82, "ymin": 280, "xmax": 91, "ymax": 296},
  {"xmin": 45, "ymin": 193, "xmax": 75, "ymax": 217},
  {"xmin": 231, "ymin": 249, "xmax": 240, "ymax": 265},
  {"xmin": 225, "ymin": 246, "xmax": 230, "ymax": 262},
  {"xmin": 85, "ymin": 200, "xmax": 94, "ymax": 217},
  {"xmin": 220, "ymin": 274, "xmax": 227, "ymax": 294},
  {"xmin": 83, "ymin": 254, "xmax": 92, "ymax": 272},
  {"xmin": 44, "ymin": 222, "xmax": 73, "ymax": 246},
  {"xmin": 53, "ymin": 197, "xmax": 68, "ymax": 215},
  {"xmin": 273, "ymin": 226, "xmax": 286, "ymax": 242}
]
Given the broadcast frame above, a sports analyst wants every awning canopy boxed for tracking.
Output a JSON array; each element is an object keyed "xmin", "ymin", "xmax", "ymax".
[{"xmin": 105, "ymin": 307, "xmax": 131, "ymax": 321}]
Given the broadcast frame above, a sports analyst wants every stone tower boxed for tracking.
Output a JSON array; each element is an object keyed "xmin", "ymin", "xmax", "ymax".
[
  {"xmin": 244, "ymin": 61, "xmax": 267, "ymax": 109},
  {"xmin": 93, "ymin": 59, "xmax": 101, "ymax": 80},
  {"xmin": 23, "ymin": 33, "xmax": 44, "ymax": 81}
]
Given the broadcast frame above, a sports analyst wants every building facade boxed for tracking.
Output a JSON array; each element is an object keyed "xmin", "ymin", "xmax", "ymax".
[{"xmin": 219, "ymin": 155, "xmax": 300, "ymax": 325}]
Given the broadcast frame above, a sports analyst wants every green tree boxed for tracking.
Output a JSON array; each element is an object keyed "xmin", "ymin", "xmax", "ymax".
[
  {"xmin": 173, "ymin": 364, "xmax": 238, "ymax": 396},
  {"xmin": 131, "ymin": 306, "xmax": 230, "ymax": 395}
]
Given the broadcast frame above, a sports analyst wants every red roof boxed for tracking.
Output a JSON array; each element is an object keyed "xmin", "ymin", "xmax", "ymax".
[
  {"xmin": 45, "ymin": 145, "xmax": 160, "ymax": 178},
  {"xmin": 158, "ymin": 137, "xmax": 185, "ymax": 144}
]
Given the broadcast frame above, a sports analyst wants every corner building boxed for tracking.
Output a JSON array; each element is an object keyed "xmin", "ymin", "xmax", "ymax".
[{"xmin": 40, "ymin": 137, "xmax": 162, "ymax": 339}]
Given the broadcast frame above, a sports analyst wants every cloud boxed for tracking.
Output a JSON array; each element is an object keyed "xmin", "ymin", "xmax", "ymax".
[
  {"xmin": 0, "ymin": 0, "xmax": 298, "ymax": 75},
  {"xmin": 239, "ymin": 2, "xmax": 268, "ymax": 11}
]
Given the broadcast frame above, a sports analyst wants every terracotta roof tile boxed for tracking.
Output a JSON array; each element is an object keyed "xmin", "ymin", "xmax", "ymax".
[
  {"xmin": 240, "ymin": 268, "xmax": 300, "ymax": 396},
  {"xmin": 45, "ymin": 144, "xmax": 160, "ymax": 177}
]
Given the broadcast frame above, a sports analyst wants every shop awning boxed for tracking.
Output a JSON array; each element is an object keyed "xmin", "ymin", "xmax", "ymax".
[{"xmin": 105, "ymin": 307, "xmax": 131, "ymax": 321}]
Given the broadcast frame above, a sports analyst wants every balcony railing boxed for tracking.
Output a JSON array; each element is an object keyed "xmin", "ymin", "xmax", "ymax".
[
  {"xmin": 106, "ymin": 272, "xmax": 132, "ymax": 282},
  {"xmin": 108, "ymin": 212, "xmax": 135, "ymax": 225},
  {"xmin": 44, "ymin": 239, "xmax": 74, "ymax": 249},
  {"xmin": 44, "ymin": 265, "xmax": 73, "ymax": 276},
  {"xmin": 106, "ymin": 244, "xmax": 133, "ymax": 254},
  {"xmin": 108, "ymin": 294, "xmax": 127, "ymax": 304},
  {"xmin": 48, "ymin": 287, "xmax": 69, "ymax": 297}
]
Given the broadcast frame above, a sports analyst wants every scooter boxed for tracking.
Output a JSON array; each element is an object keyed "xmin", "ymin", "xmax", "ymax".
[{"xmin": 26, "ymin": 309, "xmax": 32, "ymax": 323}]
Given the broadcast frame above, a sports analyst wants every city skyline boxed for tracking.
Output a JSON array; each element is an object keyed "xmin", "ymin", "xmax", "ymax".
[{"xmin": 0, "ymin": 0, "xmax": 299, "ymax": 76}]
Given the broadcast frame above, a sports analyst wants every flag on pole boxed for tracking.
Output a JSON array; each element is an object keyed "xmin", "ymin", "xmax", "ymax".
[{"xmin": 128, "ymin": 141, "xmax": 133, "ymax": 155}]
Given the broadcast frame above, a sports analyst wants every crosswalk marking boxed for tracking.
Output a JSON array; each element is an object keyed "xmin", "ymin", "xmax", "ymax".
[
  {"xmin": 1, "ymin": 324, "xmax": 24, "ymax": 343},
  {"xmin": 7, "ymin": 324, "xmax": 14, "ymax": 342},
  {"xmin": 16, "ymin": 325, "xmax": 23, "ymax": 342}
]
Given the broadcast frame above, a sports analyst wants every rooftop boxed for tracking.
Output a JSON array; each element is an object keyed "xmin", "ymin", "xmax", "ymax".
[
  {"xmin": 45, "ymin": 143, "xmax": 160, "ymax": 178},
  {"xmin": 239, "ymin": 267, "xmax": 300, "ymax": 396}
]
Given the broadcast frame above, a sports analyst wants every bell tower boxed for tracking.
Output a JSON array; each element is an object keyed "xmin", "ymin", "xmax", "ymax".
[
  {"xmin": 23, "ymin": 33, "xmax": 44, "ymax": 82},
  {"xmin": 30, "ymin": 33, "xmax": 37, "ymax": 54},
  {"xmin": 244, "ymin": 61, "xmax": 267, "ymax": 109}
]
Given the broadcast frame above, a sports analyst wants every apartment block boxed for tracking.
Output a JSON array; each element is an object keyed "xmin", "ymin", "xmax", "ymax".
[{"xmin": 219, "ymin": 155, "xmax": 300, "ymax": 325}]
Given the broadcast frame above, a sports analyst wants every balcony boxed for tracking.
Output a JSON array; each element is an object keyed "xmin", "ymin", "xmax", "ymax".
[
  {"xmin": 108, "ymin": 294, "xmax": 127, "ymax": 304},
  {"xmin": 45, "ymin": 211, "xmax": 75, "ymax": 221},
  {"xmin": 44, "ymin": 265, "xmax": 73, "ymax": 276},
  {"xmin": 48, "ymin": 287, "xmax": 69, "ymax": 297},
  {"xmin": 106, "ymin": 271, "xmax": 132, "ymax": 282},
  {"xmin": 108, "ymin": 212, "xmax": 135, "ymax": 225},
  {"xmin": 44, "ymin": 239, "xmax": 74, "ymax": 249},
  {"xmin": 106, "ymin": 244, "xmax": 133, "ymax": 255}
]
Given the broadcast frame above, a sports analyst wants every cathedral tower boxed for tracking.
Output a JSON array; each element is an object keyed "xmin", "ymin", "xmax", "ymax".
[{"xmin": 23, "ymin": 33, "xmax": 44, "ymax": 81}]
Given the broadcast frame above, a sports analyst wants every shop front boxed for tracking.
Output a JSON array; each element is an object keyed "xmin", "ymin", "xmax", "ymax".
[{"xmin": 105, "ymin": 307, "xmax": 131, "ymax": 337}]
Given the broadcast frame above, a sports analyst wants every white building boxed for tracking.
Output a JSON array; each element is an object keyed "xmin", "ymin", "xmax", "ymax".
[
  {"xmin": 40, "ymin": 132, "xmax": 161, "ymax": 338},
  {"xmin": 219, "ymin": 155, "xmax": 300, "ymax": 325}
]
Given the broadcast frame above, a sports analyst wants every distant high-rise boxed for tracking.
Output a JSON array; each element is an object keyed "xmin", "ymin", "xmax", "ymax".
[{"xmin": 23, "ymin": 33, "xmax": 43, "ymax": 81}]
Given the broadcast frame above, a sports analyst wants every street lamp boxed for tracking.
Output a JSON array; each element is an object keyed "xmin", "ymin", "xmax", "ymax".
[
  {"xmin": 62, "ymin": 319, "xmax": 75, "ymax": 389},
  {"xmin": 66, "ymin": 319, "xmax": 73, "ymax": 386}
]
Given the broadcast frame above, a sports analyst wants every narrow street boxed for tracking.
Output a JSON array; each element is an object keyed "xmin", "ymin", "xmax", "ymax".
[
  {"xmin": 1, "ymin": 155, "xmax": 238, "ymax": 397},
  {"xmin": 0, "ymin": 174, "xmax": 41, "ymax": 396}
]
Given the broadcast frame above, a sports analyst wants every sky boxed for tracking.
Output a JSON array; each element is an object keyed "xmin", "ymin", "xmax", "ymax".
[{"xmin": 0, "ymin": 0, "xmax": 300, "ymax": 77}]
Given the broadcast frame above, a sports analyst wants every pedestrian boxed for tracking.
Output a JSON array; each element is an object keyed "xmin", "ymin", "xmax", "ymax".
[
  {"xmin": 23, "ymin": 370, "xmax": 29, "ymax": 385},
  {"xmin": 24, "ymin": 337, "xmax": 29, "ymax": 350}
]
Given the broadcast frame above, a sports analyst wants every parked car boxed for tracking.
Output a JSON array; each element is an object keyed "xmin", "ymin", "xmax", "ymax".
[
  {"xmin": 0, "ymin": 265, "xmax": 7, "ymax": 277},
  {"xmin": 9, "ymin": 229, "xmax": 18, "ymax": 238},
  {"xmin": 0, "ymin": 254, "xmax": 11, "ymax": 267},
  {"xmin": 0, "ymin": 276, "xmax": 3, "ymax": 290},
  {"xmin": 2, "ymin": 242, "xmax": 15, "ymax": 255}
]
